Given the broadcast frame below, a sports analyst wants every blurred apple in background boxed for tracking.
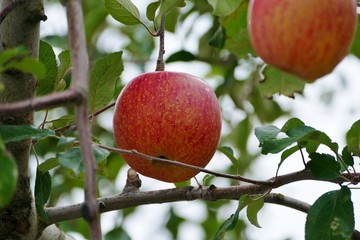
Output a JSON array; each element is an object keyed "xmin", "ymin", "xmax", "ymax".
[
  {"xmin": 248, "ymin": 0, "xmax": 357, "ymax": 81},
  {"xmin": 113, "ymin": 71, "xmax": 222, "ymax": 183}
]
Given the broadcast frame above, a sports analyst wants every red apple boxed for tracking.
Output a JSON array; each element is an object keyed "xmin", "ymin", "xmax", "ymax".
[
  {"xmin": 113, "ymin": 71, "xmax": 222, "ymax": 183},
  {"xmin": 248, "ymin": 0, "xmax": 357, "ymax": 81}
]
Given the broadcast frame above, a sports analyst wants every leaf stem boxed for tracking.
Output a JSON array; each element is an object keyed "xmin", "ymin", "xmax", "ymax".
[{"xmin": 298, "ymin": 142, "xmax": 306, "ymax": 166}]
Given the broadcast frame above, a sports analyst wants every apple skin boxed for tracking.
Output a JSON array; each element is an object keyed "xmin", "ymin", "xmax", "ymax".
[
  {"xmin": 113, "ymin": 71, "xmax": 222, "ymax": 183},
  {"xmin": 248, "ymin": 0, "xmax": 357, "ymax": 81}
]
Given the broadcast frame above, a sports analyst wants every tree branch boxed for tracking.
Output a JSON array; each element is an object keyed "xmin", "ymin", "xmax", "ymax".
[
  {"xmin": 44, "ymin": 168, "xmax": 359, "ymax": 226},
  {"xmin": 64, "ymin": 0, "xmax": 101, "ymax": 239},
  {"xmin": 0, "ymin": 89, "xmax": 81, "ymax": 115},
  {"xmin": 97, "ymin": 144, "xmax": 360, "ymax": 187}
]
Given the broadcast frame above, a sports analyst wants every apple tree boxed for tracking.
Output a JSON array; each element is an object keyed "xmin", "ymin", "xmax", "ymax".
[{"xmin": 0, "ymin": 0, "xmax": 359, "ymax": 239}]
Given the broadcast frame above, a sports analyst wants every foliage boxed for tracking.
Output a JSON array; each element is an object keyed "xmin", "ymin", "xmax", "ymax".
[
  {"xmin": 305, "ymin": 187, "xmax": 354, "ymax": 240},
  {"xmin": 0, "ymin": 0, "xmax": 359, "ymax": 239}
]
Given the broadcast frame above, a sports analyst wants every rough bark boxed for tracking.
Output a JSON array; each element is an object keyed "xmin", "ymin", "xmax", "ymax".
[{"xmin": 0, "ymin": 0, "xmax": 45, "ymax": 238}]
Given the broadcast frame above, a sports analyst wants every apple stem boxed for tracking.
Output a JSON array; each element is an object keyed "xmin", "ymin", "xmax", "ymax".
[{"xmin": 155, "ymin": 15, "xmax": 165, "ymax": 71}]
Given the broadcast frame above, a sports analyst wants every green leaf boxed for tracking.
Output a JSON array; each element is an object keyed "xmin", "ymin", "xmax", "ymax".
[
  {"xmin": 0, "ymin": 139, "xmax": 17, "ymax": 208},
  {"xmin": 217, "ymin": 146, "xmax": 239, "ymax": 169},
  {"xmin": 166, "ymin": 207, "xmax": 186, "ymax": 238},
  {"xmin": 38, "ymin": 158, "xmax": 59, "ymax": 172},
  {"xmin": 173, "ymin": 179, "xmax": 190, "ymax": 188},
  {"xmin": 254, "ymin": 125, "xmax": 280, "ymax": 143},
  {"xmin": 286, "ymin": 125, "xmax": 315, "ymax": 138},
  {"xmin": 37, "ymin": 41, "xmax": 58, "ymax": 96},
  {"xmin": 280, "ymin": 145, "xmax": 301, "ymax": 163},
  {"xmin": 213, "ymin": 194, "xmax": 254, "ymax": 240},
  {"xmin": 154, "ymin": 0, "xmax": 186, "ymax": 29},
  {"xmin": 300, "ymin": 130, "xmax": 339, "ymax": 154},
  {"xmin": 246, "ymin": 197, "xmax": 264, "ymax": 228},
  {"xmin": 49, "ymin": 115, "xmax": 75, "ymax": 129},
  {"xmin": 248, "ymin": 87, "xmax": 287, "ymax": 123},
  {"xmin": 0, "ymin": 46, "xmax": 45, "ymax": 79},
  {"xmin": 307, "ymin": 153, "xmax": 341, "ymax": 180},
  {"xmin": 346, "ymin": 119, "xmax": 360, "ymax": 157},
  {"xmin": 238, "ymin": 194, "xmax": 253, "ymax": 210},
  {"xmin": 0, "ymin": 125, "xmax": 55, "ymax": 143},
  {"xmin": 105, "ymin": 0, "xmax": 142, "ymax": 25},
  {"xmin": 305, "ymin": 186, "xmax": 354, "ymax": 240},
  {"xmin": 213, "ymin": 207, "xmax": 240, "ymax": 240},
  {"xmin": 166, "ymin": 50, "xmax": 197, "ymax": 63},
  {"xmin": 256, "ymin": 120, "xmax": 339, "ymax": 158},
  {"xmin": 209, "ymin": 26, "xmax": 225, "ymax": 49},
  {"xmin": 42, "ymin": 35, "xmax": 68, "ymax": 50},
  {"xmin": 221, "ymin": 2, "xmax": 254, "ymax": 58},
  {"xmin": 207, "ymin": 0, "xmax": 242, "ymax": 17},
  {"xmin": 146, "ymin": 1, "xmax": 160, "ymax": 22},
  {"xmin": 123, "ymin": 27, "xmax": 155, "ymax": 59},
  {"xmin": 0, "ymin": 47, "xmax": 45, "ymax": 78},
  {"xmin": 85, "ymin": 6, "xmax": 108, "ymax": 42},
  {"xmin": 105, "ymin": 225, "xmax": 131, "ymax": 240},
  {"xmin": 102, "ymin": 153, "xmax": 125, "ymax": 180},
  {"xmin": 35, "ymin": 168, "xmax": 51, "ymax": 222},
  {"xmin": 259, "ymin": 66, "xmax": 305, "ymax": 98},
  {"xmin": 202, "ymin": 174, "xmax": 215, "ymax": 186},
  {"xmin": 57, "ymin": 148, "xmax": 83, "ymax": 175},
  {"xmin": 57, "ymin": 137, "xmax": 76, "ymax": 148},
  {"xmin": 341, "ymin": 146, "xmax": 354, "ymax": 167},
  {"xmin": 55, "ymin": 50, "xmax": 71, "ymax": 91},
  {"xmin": 57, "ymin": 146, "xmax": 110, "ymax": 175},
  {"xmin": 89, "ymin": 51, "xmax": 123, "ymax": 113},
  {"xmin": 0, "ymin": 47, "xmax": 28, "ymax": 66},
  {"xmin": 280, "ymin": 118, "xmax": 305, "ymax": 133},
  {"xmin": 350, "ymin": 18, "xmax": 360, "ymax": 58},
  {"xmin": 256, "ymin": 123, "xmax": 312, "ymax": 155},
  {"xmin": 164, "ymin": 7, "xmax": 179, "ymax": 33},
  {"xmin": 261, "ymin": 137, "xmax": 297, "ymax": 154},
  {"xmin": 5, "ymin": 57, "xmax": 46, "ymax": 79},
  {"xmin": 233, "ymin": 116, "xmax": 252, "ymax": 154}
]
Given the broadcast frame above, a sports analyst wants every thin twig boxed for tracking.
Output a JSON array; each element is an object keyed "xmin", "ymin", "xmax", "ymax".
[
  {"xmin": 0, "ymin": 90, "xmax": 81, "ymax": 115},
  {"xmin": 65, "ymin": 0, "xmax": 101, "ymax": 239},
  {"xmin": 133, "ymin": 149, "xmax": 272, "ymax": 185},
  {"xmin": 54, "ymin": 101, "xmax": 116, "ymax": 134},
  {"xmin": 90, "ymin": 101, "xmax": 116, "ymax": 127},
  {"xmin": 96, "ymin": 145, "xmax": 360, "ymax": 186},
  {"xmin": 298, "ymin": 142, "xmax": 306, "ymax": 166},
  {"xmin": 40, "ymin": 109, "xmax": 49, "ymax": 129},
  {"xmin": 97, "ymin": 144, "xmax": 272, "ymax": 186},
  {"xmin": 0, "ymin": 0, "xmax": 25, "ymax": 25}
]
